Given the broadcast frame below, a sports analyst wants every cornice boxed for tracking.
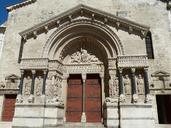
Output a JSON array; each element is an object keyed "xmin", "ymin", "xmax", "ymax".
[
  {"xmin": 19, "ymin": 4, "xmax": 150, "ymax": 40},
  {"xmin": 6, "ymin": 0, "xmax": 37, "ymax": 12}
]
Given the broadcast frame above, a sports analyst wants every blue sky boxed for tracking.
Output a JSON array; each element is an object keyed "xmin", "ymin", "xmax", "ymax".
[{"xmin": 0, "ymin": 0, "xmax": 23, "ymax": 25}]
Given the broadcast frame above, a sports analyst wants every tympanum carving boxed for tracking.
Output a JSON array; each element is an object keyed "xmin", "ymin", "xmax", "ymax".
[{"xmin": 70, "ymin": 49, "xmax": 99, "ymax": 63}]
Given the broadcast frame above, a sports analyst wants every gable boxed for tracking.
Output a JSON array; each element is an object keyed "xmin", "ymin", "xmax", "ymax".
[{"xmin": 19, "ymin": 4, "xmax": 150, "ymax": 41}]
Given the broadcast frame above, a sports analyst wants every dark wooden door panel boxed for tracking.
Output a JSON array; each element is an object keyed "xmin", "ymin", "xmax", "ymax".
[
  {"xmin": 66, "ymin": 76, "xmax": 82, "ymax": 122},
  {"xmin": 86, "ymin": 78, "xmax": 102, "ymax": 122},
  {"xmin": 2, "ymin": 95, "xmax": 17, "ymax": 121}
]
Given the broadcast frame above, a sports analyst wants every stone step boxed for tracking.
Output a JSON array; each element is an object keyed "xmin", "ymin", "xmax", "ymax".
[{"xmin": 58, "ymin": 123, "xmax": 106, "ymax": 128}]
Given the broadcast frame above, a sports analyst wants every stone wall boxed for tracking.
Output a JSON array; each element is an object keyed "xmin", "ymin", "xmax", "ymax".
[
  {"xmin": 0, "ymin": 95, "xmax": 4, "ymax": 121},
  {"xmin": 0, "ymin": 27, "xmax": 5, "ymax": 59},
  {"xmin": 0, "ymin": 0, "xmax": 170, "ymax": 81},
  {"xmin": 0, "ymin": 0, "xmax": 170, "ymax": 127}
]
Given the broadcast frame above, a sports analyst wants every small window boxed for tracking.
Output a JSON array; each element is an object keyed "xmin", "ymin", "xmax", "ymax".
[
  {"xmin": 156, "ymin": 95, "xmax": 171, "ymax": 124},
  {"xmin": 145, "ymin": 32, "xmax": 154, "ymax": 59}
]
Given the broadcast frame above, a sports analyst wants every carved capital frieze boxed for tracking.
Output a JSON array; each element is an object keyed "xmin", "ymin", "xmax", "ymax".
[
  {"xmin": 20, "ymin": 58, "xmax": 49, "ymax": 70},
  {"xmin": 117, "ymin": 55, "xmax": 148, "ymax": 68}
]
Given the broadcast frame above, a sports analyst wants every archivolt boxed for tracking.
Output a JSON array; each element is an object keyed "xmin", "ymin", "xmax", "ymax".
[{"xmin": 42, "ymin": 19, "xmax": 124, "ymax": 59}]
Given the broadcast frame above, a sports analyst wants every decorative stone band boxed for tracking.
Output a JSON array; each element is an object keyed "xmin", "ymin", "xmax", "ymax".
[
  {"xmin": 117, "ymin": 55, "xmax": 148, "ymax": 68},
  {"xmin": 20, "ymin": 58, "xmax": 104, "ymax": 74},
  {"xmin": 6, "ymin": 0, "xmax": 37, "ymax": 12},
  {"xmin": 20, "ymin": 58, "xmax": 49, "ymax": 70},
  {"xmin": 64, "ymin": 63, "xmax": 104, "ymax": 74}
]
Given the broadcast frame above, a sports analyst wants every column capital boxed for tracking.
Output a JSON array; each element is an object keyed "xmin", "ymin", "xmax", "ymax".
[
  {"xmin": 118, "ymin": 68, "xmax": 123, "ymax": 73},
  {"xmin": 82, "ymin": 73, "xmax": 86, "ymax": 81},
  {"xmin": 131, "ymin": 68, "xmax": 136, "ymax": 73},
  {"xmin": 31, "ymin": 70, "xmax": 36, "ymax": 74},
  {"xmin": 99, "ymin": 73, "xmax": 104, "ymax": 79},
  {"xmin": 144, "ymin": 67, "xmax": 148, "ymax": 72},
  {"xmin": 43, "ymin": 70, "xmax": 48, "ymax": 75},
  {"xmin": 63, "ymin": 74, "xmax": 69, "ymax": 80},
  {"xmin": 20, "ymin": 70, "xmax": 24, "ymax": 75}
]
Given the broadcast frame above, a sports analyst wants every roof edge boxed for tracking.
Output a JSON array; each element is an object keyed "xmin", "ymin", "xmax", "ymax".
[
  {"xmin": 19, "ymin": 4, "xmax": 150, "ymax": 40},
  {"xmin": 6, "ymin": 0, "xmax": 37, "ymax": 12}
]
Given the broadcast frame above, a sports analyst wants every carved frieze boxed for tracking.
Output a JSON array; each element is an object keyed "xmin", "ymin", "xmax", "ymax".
[
  {"xmin": 64, "ymin": 63, "xmax": 104, "ymax": 74},
  {"xmin": 117, "ymin": 55, "xmax": 148, "ymax": 68},
  {"xmin": 20, "ymin": 58, "xmax": 48, "ymax": 70},
  {"xmin": 49, "ymin": 60, "xmax": 63, "ymax": 73}
]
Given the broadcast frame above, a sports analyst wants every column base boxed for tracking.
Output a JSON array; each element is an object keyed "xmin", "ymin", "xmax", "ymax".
[
  {"xmin": 104, "ymin": 98, "xmax": 119, "ymax": 128},
  {"xmin": 81, "ymin": 112, "xmax": 86, "ymax": 123},
  {"xmin": 12, "ymin": 102, "xmax": 65, "ymax": 128},
  {"xmin": 120, "ymin": 103, "xmax": 155, "ymax": 128}
]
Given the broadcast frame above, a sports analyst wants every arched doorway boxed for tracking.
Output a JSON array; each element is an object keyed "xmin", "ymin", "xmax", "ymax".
[{"xmin": 42, "ymin": 19, "xmax": 123, "ymax": 123}]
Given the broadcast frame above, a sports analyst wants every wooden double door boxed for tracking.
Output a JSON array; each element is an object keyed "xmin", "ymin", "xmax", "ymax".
[{"xmin": 66, "ymin": 74, "xmax": 102, "ymax": 122}]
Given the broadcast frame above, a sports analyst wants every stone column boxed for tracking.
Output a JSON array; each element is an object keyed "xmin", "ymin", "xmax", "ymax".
[
  {"xmin": 42, "ymin": 70, "xmax": 48, "ymax": 95},
  {"xmin": 131, "ymin": 68, "xmax": 138, "ymax": 102},
  {"xmin": 81, "ymin": 73, "xmax": 86, "ymax": 123},
  {"xmin": 63, "ymin": 74, "xmax": 69, "ymax": 122},
  {"xmin": 28, "ymin": 70, "xmax": 36, "ymax": 103},
  {"xmin": 118, "ymin": 68, "xmax": 125, "ymax": 101},
  {"xmin": 100, "ymin": 73, "xmax": 105, "ymax": 113},
  {"xmin": 17, "ymin": 70, "xmax": 24, "ymax": 103},
  {"xmin": 144, "ymin": 68, "xmax": 150, "ymax": 95},
  {"xmin": 144, "ymin": 68, "xmax": 151, "ymax": 102},
  {"xmin": 19, "ymin": 70, "xmax": 24, "ymax": 95},
  {"xmin": 30, "ymin": 70, "xmax": 36, "ymax": 95}
]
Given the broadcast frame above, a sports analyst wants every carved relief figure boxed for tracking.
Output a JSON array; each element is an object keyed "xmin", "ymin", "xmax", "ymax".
[
  {"xmin": 35, "ymin": 76, "xmax": 42, "ymax": 96},
  {"xmin": 53, "ymin": 76, "xmax": 62, "ymax": 100},
  {"xmin": 71, "ymin": 51, "xmax": 81, "ymax": 63},
  {"xmin": 70, "ymin": 49, "xmax": 99, "ymax": 63},
  {"xmin": 124, "ymin": 75, "xmax": 131, "ymax": 95},
  {"xmin": 114, "ymin": 77, "xmax": 119, "ymax": 96},
  {"xmin": 0, "ymin": 82, "xmax": 5, "ymax": 89},
  {"xmin": 137, "ymin": 74, "xmax": 144, "ymax": 95},
  {"xmin": 109, "ymin": 79, "xmax": 114, "ymax": 97},
  {"xmin": 24, "ymin": 76, "xmax": 31, "ymax": 95},
  {"xmin": 45, "ymin": 75, "xmax": 53, "ymax": 98},
  {"xmin": 5, "ymin": 74, "xmax": 19, "ymax": 89},
  {"xmin": 109, "ymin": 77, "xmax": 119, "ymax": 97},
  {"xmin": 81, "ymin": 49, "xmax": 89, "ymax": 62}
]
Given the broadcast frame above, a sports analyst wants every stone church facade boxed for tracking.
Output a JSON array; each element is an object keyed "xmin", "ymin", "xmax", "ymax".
[{"xmin": 0, "ymin": 0, "xmax": 171, "ymax": 128}]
